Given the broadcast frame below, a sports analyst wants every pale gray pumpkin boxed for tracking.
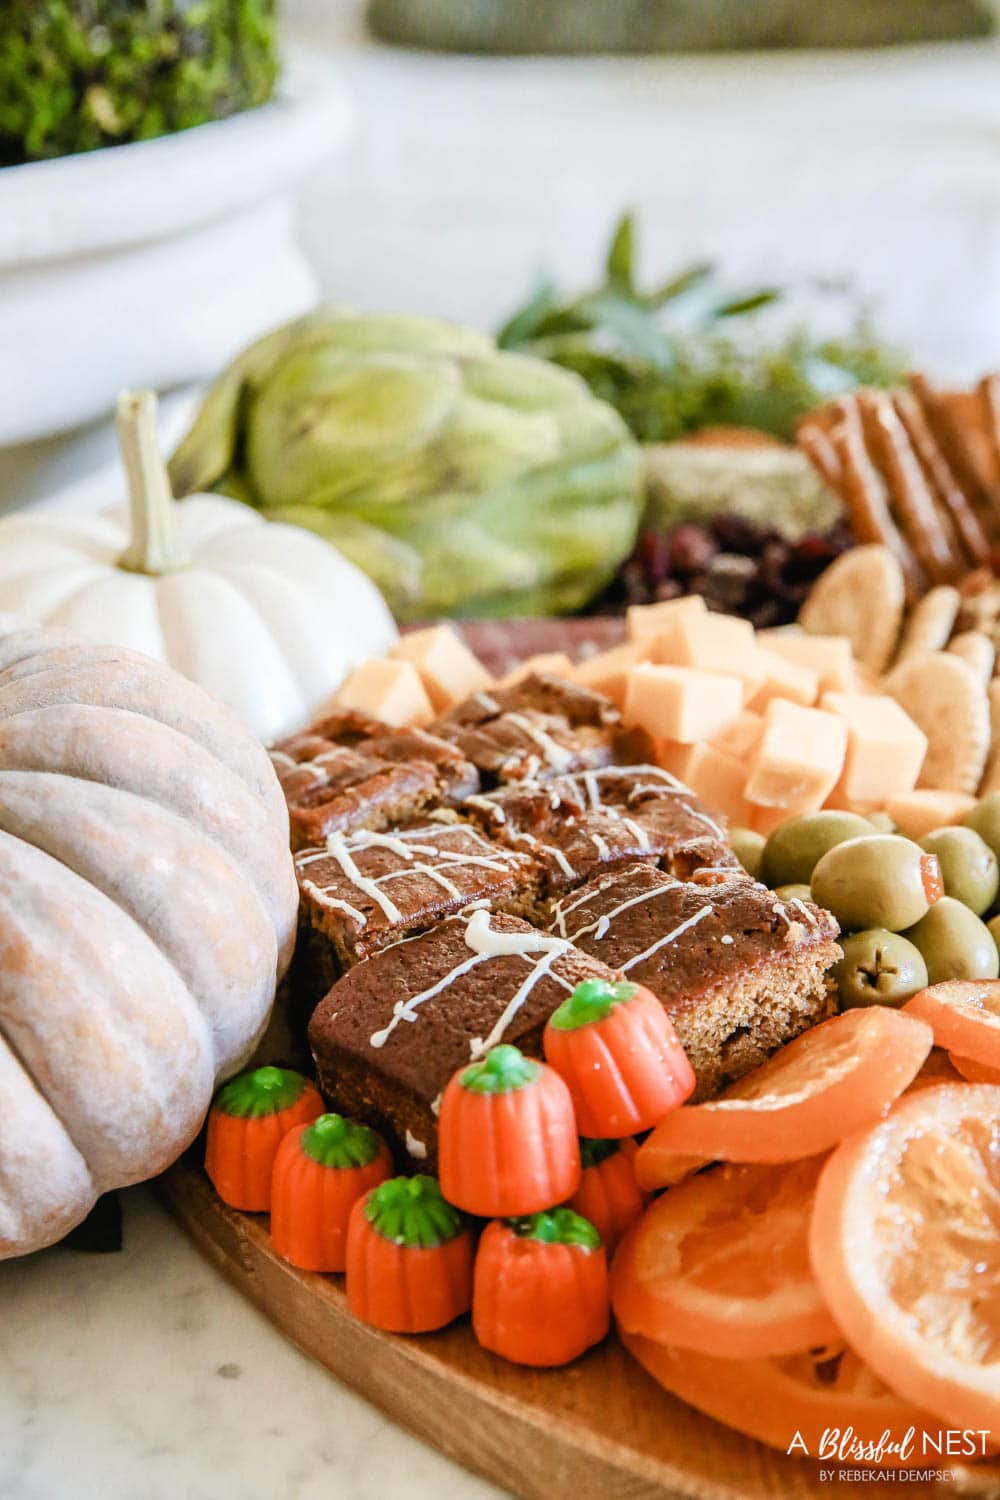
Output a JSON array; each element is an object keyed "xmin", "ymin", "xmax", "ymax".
[{"xmin": 0, "ymin": 617, "xmax": 297, "ymax": 1257}]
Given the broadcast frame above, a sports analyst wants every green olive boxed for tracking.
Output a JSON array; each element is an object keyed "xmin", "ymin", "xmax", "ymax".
[
  {"xmin": 810, "ymin": 835, "xmax": 933, "ymax": 932},
  {"xmin": 761, "ymin": 811, "xmax": 874, "ymax": 889},
  {"xmin": 867, "ymin": 812, "xmax": 896, "ymax": 835},
  {"xmin": 903, "ymin": 896, "xmax": 1000, "ymax": 984},
  {"xmin": 919, "ymin": 826, "xmax": 999, "ymax": 916},
  {"xmin": 832, "ymin": 929, "xmax": 928, "ymax": 1010},
  {"xmin": 963, "ymin": 793, "xmax": 1000, "ymax": 861},
  {"xmin": 730, "ymin": 827, "xmax": 765, "ymax": 881},
  {"xmin": 774, "ymin": 883, "xmax": 813, "ymax": 903}
]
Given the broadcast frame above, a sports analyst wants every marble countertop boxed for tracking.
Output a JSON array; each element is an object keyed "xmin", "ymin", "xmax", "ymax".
[{"xmin": 0, "ymin": 1187, "xmax": 500, "ymax": 1500}]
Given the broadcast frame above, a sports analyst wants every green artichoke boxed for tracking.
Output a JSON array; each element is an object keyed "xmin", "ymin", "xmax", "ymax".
[{"xmin": 168, "ymin": 310, "xmax": 644, "ymax": 620}]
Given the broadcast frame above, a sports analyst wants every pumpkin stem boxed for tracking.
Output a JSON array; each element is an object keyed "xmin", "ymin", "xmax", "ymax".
[
  {"xmin": 505, "ymin": 1208, "xmax": 602, "ymax": 1251},
  {"xmin": 364, "ymin": 1175, "xmax": 464, "ymax": 1249},
  {"xmin": 116, "ymin": 390, "xmax": 190, "ymax": 575}
]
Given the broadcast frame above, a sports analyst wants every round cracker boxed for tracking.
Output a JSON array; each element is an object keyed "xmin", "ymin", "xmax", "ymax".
[
  {"xmin": 893, "ymin": 585, "xmax": 961, "ymax": 667},
  {"xmin": 947, "ymin": 630, "xmax": 995, "ymax": 688},
  {"xmin": 979, "ymin": 679, "xmax": 1000, "ymax": 796},
  {"xmin": 886, "ymin": 653, "xmax": 989, "ymax": 794},
  {"xmin": 799, "ymin": 544, "xmax": 905, "ymax": 674}
]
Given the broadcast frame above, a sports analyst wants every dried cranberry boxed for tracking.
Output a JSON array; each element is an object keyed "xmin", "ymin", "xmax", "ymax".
[
  {"xmin": 668, "ymin": 524, "xmax": 717, "ymax": 575},
  {"xmin": 636, "ymin": 530, "xmax": 671, "ymax": 583}
]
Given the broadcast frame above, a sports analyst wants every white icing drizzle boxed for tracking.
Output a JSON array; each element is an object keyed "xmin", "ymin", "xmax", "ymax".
[
  {"xmin": 549, "ymin": 875, "xmax": 618, "ymax": 936},
  {"xmin": 563, "ymin": 880, "xmax": 680, "ymax": 945},
  {"xmin": 621, "ymin": 905, "xmax": 714, "ymax": 972},
  {"xmin": 430, "ymin": 1092, "xmax": 443, "ymax": 1117},
  {"xmin": 298, "ymin": 881, "xmax": 367, "ymax": 925},
  {"xmin": 468, "ymin": 942, "xmax": 567, "ymax": 1060},
  {"xmin": 474, "ymin": 691, "xmax": 501, "ymax": 713},
  {"xmin": 269, "ymin": 749, "xmax": 297, "ymax": 769},
  {"xmin": 297, "ymin": 823, "xmax": 525, "ymax": 930},
  {"xmin": 504, "ymin": 713, "xmax": 575, "ymax": 770},
  {"xmin": 465, "ymin": 793, "xmax": 505, "ymax": 824},
  {"xmin": 368, "ymin": 909, "xmax": 570, "ymax": 1051},
  {"xmin": 618, "ymin": 816, "xmax": 651, "ymax": 849},
  {"xmin": 721, "ymin": 934, "xmax": 735, "ymax": 945},
  {"xmin": 788, "ymin": 897, "xmax": 818, "ymax": 927},
  {"xmin": 405, "ymin": 1130, "xmax": 428, "ymax": 1160},
  {"xmin": 589, "ymin": 832, "xmax": 611, "ymax": 860}
]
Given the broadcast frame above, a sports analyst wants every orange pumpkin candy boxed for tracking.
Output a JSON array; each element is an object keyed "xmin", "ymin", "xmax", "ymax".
[
  {"xmin": 544, "ymin": 979, "xmax": 695, "ymax": 1137},
  {"xmin": 438, "ymin": 1044, "xmax": 580, "ymax": 1218},
  {"xmin": 567, "ymin": 1137, "xmax": 647, "ymax": 1252},
  {"xmin": 346, "ymin": 1175, "xmax": 473, "ymax": 1333},
  {"xmin": 205, "ymin": 1066, "xmax": 324, "ymax": 1212},
  {"xmin": 270, "ymin": 1114, "xmax": 392, "ymax": 1272},
  {"xmin": 473, "ymin": 1209, "xmax": 610, "ymax": 1367}
]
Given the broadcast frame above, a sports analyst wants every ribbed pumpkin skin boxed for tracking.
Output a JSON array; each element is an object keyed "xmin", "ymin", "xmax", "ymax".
[
  {"xmin": 345, "ymin": 1199, "xmax": 474, "ymax": 1333},
  {"xmin": 0, "ymin": 619, "xmax": 298, "ymax": 1259},
  {"xmin": 438, "ymin": 1066, "xmax": 580, "ymax": 1218},
  {"xmin": 473, "ymin": 1222, "xmax": 609, "ymax": 1367},
  {"xmin": 269, "ymin": 1125, "xmax": 392, "ymax": 1270},
  {"xmin": 204, "ymin": 1086, "xmax": 324, "ymax": 1213}
]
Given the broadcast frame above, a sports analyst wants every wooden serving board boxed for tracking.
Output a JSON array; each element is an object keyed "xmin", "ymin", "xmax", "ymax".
[
  {"xmin": 160, "ymin": 618, "xmax": 994, "ymax": 1499},
  {"xmin": 159, "ymin": 1158, "xmax": 993, "ymax": 1500}
]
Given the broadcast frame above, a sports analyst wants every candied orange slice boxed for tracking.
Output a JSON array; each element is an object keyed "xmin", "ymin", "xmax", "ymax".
[
  {"xmin": 811, "ymin": 1083, "xmax": 1000, "ymax": 1434},
  {"xmin": 906, "ymin": 981, "xmax": 1000, "ymax": 1069},
  {"xmin": 623, "ymin": 1335, "xmax": 950, "ymax": 1467},
  {"xmin": 636, "ymin": 1007, "xmax": 933, "ymax": 1189},
  {"xmin": 612, "ymin": 1156, "xmax": 839, "ymax": 1357},
  {"xmin": 951, "ymin": 1052, "xmax": 1000, "ymax": 1084}
]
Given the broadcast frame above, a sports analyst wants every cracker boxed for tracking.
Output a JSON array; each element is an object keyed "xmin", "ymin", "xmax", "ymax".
[
  {"xmin": 893, "ymin": 585, "xmax": 960, "ymax": 667},
  {"xmin": 947, "ymin": 630, "xmax": 995, "ymax": 688},
  {"xmin": 885, "ymin": 653, "xmax": 989, "ymax": 794},
  {"xmin": 979, "ymin": 679, "xmax": 1000, "ymax": 796},
  {"xmin": 799, "ymin": 545, "xmax": 905, "ymax": 675}
]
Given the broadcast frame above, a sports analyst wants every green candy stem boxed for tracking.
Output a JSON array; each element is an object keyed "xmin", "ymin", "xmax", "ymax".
[
  {"xmin": 213, "ymin": 1066, "xmax": 307, "ymax": 1120},
  {"xmin": 364, "ymin": 1175, "xmax": 464, "ymax": 1249},
  {"xmin": 579, "ymin": 1137, "xmax": 622, "ymax": 1170},
  {"xmin": 548, "ymin": 978, "xmax": 638, "ymax": 1032},
  {"xmin": 506, "ymin": 1207, "xmax": 602, "ymax": 1252},
  {"xmin": 460, "ymin": 1043, "xmax": 542, "ymax": 1095},
  {"xmin": 301, "ymin": 1114, "xmax": 381, "ymax": 1170}
]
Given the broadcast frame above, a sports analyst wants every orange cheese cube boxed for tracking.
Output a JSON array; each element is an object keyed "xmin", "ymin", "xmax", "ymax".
[
  {"xmin": 501, "ymin": 652, "xmax": 575, "ymax": 687},
  {"xmin": 390, "ymin": 625, "xmax": 493, "ymax": 713},
  {"xmin": 883, "ymin": 789, "xmax": 978, "ymax": 842},
  {"xmin": 711, "ymin": 710, "xmax": 764, "ymax": 762},
  {"xmin": 746, "ymin": 648, "xmax": 819, "ymax": 713},
  {"xmin": 624, "ymin": 663, "xmax": 742, "ymax": 745},
  {"xmin": 574, "ymin": 641, "xmax": 648, "ymax": 706},
  {"xmin": 649, "ymin": 611, "xmax": 764, "ymax": 701},
  {"xmin": 336, "ymin": 658, "xmax": 433, "ymax": 728},
  {"xmin": 655, "ymin": 740, "xmax": 695, "ymax": 780},
  {"xmin": 749, "ymin": 803, "xmax": 792, "ymax": 837},
  {"xmin": 757, "ymin": 631, "xmax": 858, "ymax": 695},
  {"xmin": 677, "ymin": 742, "xmax": 752, "ymax": 826},
  {"xmin": 627, "ymin": 594, "xmax": 707, "ymax": 642},
  {"xmin": 745, "ymin": 700, "xmax": 847, "ymax": 811},
  {"xmin": 820, "ymin": 692, "xmax": 927, "ymax": 806}
]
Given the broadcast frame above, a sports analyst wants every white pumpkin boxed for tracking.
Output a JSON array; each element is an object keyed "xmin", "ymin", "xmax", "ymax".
[
  {"xmin": 0, "ymin": 616, "xmax": 298, "ymax": 1258},
  {"xmin": 0, "ymin": 392, "xmax": 398, "ymax": 744}
]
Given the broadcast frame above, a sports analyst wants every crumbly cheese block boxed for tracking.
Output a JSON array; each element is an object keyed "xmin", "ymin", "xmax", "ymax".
[
  {"xmin": 756, "ymin": 630, "xmax": 858, "ymax": 695},
  {"xmin": 745, "ymin": 699, "xmax": 847, "ymax": 812},
  {"xmin": 389, "ymin": 625, "xmax": 493, "ymax": 712},
  {"xmin": 884, "ymin": 789, "xmax": 977, "ymax": 841},
  {"xmin": 746, "ymin": 648, "xmax": 818, "ymax": 713},
  {"xmin": 820, "ymin": 692, "xmax": 927, "ymax": 807},
  {"xmin": 335, "ymin": 658, "xmax": 434, "ymax": 728},
  {"xmin": 500, "ymin": 652, "xmax": 575, "ymax": 687},
  {"xmin": 711, "ymin": 709, "xmax": 764, "ymax": 761},
  {"xmin": 626, "ymin": 594, "xmax": 707, "ymax": 642},
  {"xmin": 624, "ymin": 663, "xmax": 742, "ymax": 745},
  {"xmin": 649, "ymin": 610, "xmax": 764, "ymax": 700},
  {"xmin": 748, "ymin": 802, "xmax": 792, "ymax": 837},
  {"xmin": 671, "ymin": 742, "xmax": 752, "ymax": 826},
  {"xmin": 573, "ymin": 641, "xmax": 648, "ymax": 706}
]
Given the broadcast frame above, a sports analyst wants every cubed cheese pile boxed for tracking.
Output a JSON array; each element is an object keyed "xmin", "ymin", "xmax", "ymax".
[
  {"xmin": 596, "ymin": 596, "xmax": 930, "ymax": 835},
  {"xmin": 331, "ymin": 611, "xmax": 969, "ymax": 843}
]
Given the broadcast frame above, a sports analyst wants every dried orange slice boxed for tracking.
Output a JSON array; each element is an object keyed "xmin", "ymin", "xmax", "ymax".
[
  {"xmin": 905, "ymin": 981, "xmax": 1000, "ymax": 1069},
  {"xmin": 811, "ymin": 1083, "xmax": 1000, "ymax": 1434},
  {"xmin": 623, "ymin": 1335, "xmax": 951, "ymax": 1466},
  {"xmin": 636, "ymin": 1007, "xmax": 933, "ymax": 1189},
  {"xmin": 612, "ymin": 1156, "xmax": 839, "ymax": 1358},
  {"xmin": 950, "ymin": 1052, "xmax": 1000, "ymax": 1084}
]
